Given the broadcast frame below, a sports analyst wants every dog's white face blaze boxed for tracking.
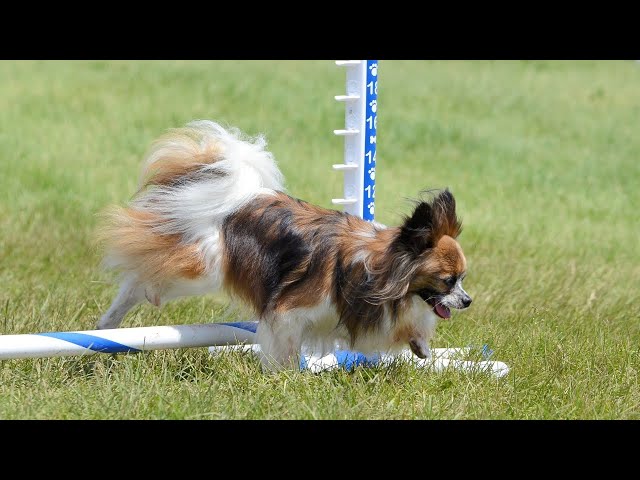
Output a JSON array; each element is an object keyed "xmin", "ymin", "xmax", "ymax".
[{"xmin": 441, "ymin": 277, "xmax": 472, "ymax": 310}]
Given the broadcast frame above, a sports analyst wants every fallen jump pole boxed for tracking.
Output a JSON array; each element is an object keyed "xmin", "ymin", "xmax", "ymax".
[{"xmin": 0, "ymin": 322, "xmax": 257, "ymax": 360}]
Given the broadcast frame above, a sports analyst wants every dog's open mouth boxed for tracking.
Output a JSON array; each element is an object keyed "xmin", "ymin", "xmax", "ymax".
[
  {"xmin": 418, "ymin": 290, "xmax": 451, "ymax": 319},
  {"xmin": 428, "ymin": 299, "xmax": 451, "ymax": 319},
  {"xmin": 418, "ymin": 291, "xmax": 451, "ymax": 319}
]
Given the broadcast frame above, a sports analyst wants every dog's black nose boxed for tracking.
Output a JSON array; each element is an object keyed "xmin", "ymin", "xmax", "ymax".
[{"xmin": 462, "ymin": 297, "xmax": 472, "ymax": 308}]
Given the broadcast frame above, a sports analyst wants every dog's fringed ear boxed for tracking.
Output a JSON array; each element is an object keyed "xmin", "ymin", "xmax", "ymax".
[
  {"xmin": 433, "ymin": 189, "xmax": 462, "ymax": 239},
  {"xmin": 397, "ymin": 189, "xmax": 462, "ymax": 255},
  {"xmin": 397, "ymin": 200, "xmax": 436, "ymax": 255}
]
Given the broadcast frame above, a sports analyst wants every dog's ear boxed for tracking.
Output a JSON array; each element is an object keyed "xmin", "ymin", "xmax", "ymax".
[
  {"xmin": 433, "ymin": 189, "xmax": 462, "ymax": 239},
  {"xmin": 397, "ymin": 189, "xmax": 462, "ymax": 255},
  {"xmin": 398, "ymin": 200, "xmax": 435, "ymax": 255}
]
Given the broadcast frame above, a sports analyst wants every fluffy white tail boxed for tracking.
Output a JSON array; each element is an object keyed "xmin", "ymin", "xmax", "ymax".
[
  {"xmin": 99, "ymin": 120, "xmax": 284, "ymax": 280},
  {"xmin": 134, "ymin": 120, "xmax": 283, "ymax": 238}
]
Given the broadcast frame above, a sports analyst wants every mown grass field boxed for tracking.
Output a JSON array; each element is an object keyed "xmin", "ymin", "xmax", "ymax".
[{"xmin": 0, "ymin": 60, "xmax": 638, "ymax": 419}]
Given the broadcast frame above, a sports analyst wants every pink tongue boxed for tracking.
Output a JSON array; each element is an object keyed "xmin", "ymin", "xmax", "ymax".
[{"xmin": 435, "ymin": 304, "xmax": 451, "ymax": 319}]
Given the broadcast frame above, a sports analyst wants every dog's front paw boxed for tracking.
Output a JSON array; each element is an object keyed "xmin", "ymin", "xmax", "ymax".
[{"xmin": 408, "ymin": 337, "xmax": 431, "ymax": 359}]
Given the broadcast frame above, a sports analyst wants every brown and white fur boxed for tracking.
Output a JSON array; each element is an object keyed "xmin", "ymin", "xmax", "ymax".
[{"xmin": 97, "ymin": 120, "xmax": 472, "ymax": 371}]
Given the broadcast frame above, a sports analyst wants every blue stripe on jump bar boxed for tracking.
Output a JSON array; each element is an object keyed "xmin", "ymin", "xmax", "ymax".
[
  {"xmin": 37, "ymin": 332, "xmax": 141, "ymax": 353},
  {"xmin": 219, "ymin": 322, "xmax": 258, "ymax": 333},
  {"xmin": 334, "ymin": 350, "xmax": 380, "ymax": 371}
]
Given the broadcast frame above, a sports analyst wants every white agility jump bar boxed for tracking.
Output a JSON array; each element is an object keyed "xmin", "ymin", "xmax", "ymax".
[
  {"xmin": 0, "ymin": 319, "xmax": 508, "ymax": 379},
  {"xmin": 0, "ymin": 318, "xmax": 508, "ymax": 378},
  {"xmin": 209, "ymin": 343, "xmax": 510, "ymax": 378},
  {"xmin": 0, "ymin": 322, "xmax": 257, "ymax": 360}
]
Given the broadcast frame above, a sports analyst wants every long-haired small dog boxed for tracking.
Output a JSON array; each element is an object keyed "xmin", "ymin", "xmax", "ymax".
[{"xmin": 97, "ymin": 121, "xmax": 472, "ymax": 370}]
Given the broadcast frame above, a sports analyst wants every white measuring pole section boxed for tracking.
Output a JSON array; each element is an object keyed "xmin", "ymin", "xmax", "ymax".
[{"xmin": 332, "ymin": 60, "xmax": 378, "ymax": 221}]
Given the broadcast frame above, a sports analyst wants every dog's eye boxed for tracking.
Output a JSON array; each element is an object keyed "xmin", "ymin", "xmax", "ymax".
[{"xmin": 443, "ymin": 276, "xmax": 456, "ymax": 288}]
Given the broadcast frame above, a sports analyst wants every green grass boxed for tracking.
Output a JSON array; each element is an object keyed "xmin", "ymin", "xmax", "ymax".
[{"xmin": 0, "ymin": 60, "xmax": 638, "ymax": 419}]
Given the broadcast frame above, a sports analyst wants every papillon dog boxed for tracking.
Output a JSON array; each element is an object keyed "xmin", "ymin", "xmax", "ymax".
[{"xmin": 97, "ymin": 121, "xmax": 472, "ymax": 370}]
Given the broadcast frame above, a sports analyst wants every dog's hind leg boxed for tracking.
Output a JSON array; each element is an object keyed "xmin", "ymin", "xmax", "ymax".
[{"xmin": 97, "ymin": 276, "xmax": 145, "ymax": 329}]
